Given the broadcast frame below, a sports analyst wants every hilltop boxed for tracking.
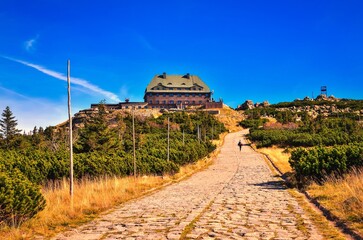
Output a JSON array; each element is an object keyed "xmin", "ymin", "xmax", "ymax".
[
  {"xmin": 236, "ymin": 95, "xmax": 363, "ymax": 119},
  {"xmin": 56, "ymin": 104, "xmax": 244, "ymax": 133},
  {"xmin": 213, "ymin": 104, "xmax": 244, "ymax": 132}
]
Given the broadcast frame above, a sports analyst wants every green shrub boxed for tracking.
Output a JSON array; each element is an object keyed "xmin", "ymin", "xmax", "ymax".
[
  {"xmin": 289, "ymin": 144, "xmax": 363, "ymax": 186},
  {"xmin": 0, "ymin": 168, "xmax": 46, "ymax": 227}
]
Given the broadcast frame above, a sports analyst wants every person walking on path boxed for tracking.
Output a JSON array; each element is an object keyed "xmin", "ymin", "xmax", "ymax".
[{"xmin": 238, "ymin": 140, "xmax": 243, "ymax": 151}]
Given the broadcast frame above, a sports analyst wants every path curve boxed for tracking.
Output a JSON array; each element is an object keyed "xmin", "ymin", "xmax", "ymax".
[{"xmin": 54, "ymin": 130, "xmax": 322, "ymax": 240}]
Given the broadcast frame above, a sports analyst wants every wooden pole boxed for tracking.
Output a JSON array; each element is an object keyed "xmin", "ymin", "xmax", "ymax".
[
  {"xmin": 182, "ymin": 129, "xmax": 185, "ymax": 146},
  {"xmin": 67, "ymin": 60, "xmax": 74, "ymax": 200},
  {"xmin": 211, "ymin": 124, "xmax": 214, "ymax": 140},
  {"xmin": 167, "ymin": 117, "xmax": 170, "ymax": 162},
  {"xmin": 132, "ymin": 107, "xmax": 136, "ymax": 177}
]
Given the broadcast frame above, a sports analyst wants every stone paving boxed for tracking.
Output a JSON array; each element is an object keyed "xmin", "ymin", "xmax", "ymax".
[{"xmin": 54, "ymin": 130, "xmax": 322, "ymax": 240}]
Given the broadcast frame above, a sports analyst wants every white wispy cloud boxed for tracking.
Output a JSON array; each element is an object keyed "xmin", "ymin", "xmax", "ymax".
[
  {"xmin": 0, "ymin": 86, "xmax": 68, "ymax": 132},
  {"xmin": 2, "ymin": 56, "xmax": 121, "ymax": 102},
  {"xmin": 24, "ymin": 35, "xmax": 39, "ymax": 52},
  {"xmin": 137, "ymin": 34, "xmax": 158, "ymax": 53}
]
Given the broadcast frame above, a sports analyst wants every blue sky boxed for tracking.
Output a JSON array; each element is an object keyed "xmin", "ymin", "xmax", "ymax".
[{"xmin": 1, "ymin": 0, "xmax": 363, "ymax": 131}]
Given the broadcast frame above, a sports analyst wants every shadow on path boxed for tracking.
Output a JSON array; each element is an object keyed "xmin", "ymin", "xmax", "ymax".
[{"xmin": 251, "ymin": 180, "xmax": 286, "ymax": 190}]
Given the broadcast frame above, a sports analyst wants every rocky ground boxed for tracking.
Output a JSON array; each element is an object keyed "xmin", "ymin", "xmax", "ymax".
[{"xmin": 54, "ymin": 130, "xmax": 322, "ymax": 240}]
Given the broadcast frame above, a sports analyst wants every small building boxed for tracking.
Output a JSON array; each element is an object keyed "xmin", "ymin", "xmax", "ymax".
[
  {"xmin": 90, "ymin": 100, "xmax": 147, "ymax": 110},
  {"xmin": 144, "ymin": 73, "xmax": 215, "ymax": 109}
]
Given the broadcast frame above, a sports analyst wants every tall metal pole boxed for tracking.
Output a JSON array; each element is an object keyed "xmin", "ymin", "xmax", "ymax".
[
  {"xmin": 167, "ymin": 117, "xmax": 170, "ymax": 162},
  {"xmin": 132, "ymin": 107, "xmax": 136, "ymax": 177},
  {"xmin": 67, "ymin": 60, "xmax": 74, "ymax": 200}
]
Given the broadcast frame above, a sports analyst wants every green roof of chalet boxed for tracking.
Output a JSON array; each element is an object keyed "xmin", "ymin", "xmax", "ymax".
[{"xmin": 145, "ymin": 73, "xmax": 211, "ymax": 93}]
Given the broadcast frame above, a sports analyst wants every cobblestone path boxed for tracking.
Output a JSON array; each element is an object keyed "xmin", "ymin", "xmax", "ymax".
[{"xmin": 54, "ymin": 130, "xmax": 322, "ymax": 240}]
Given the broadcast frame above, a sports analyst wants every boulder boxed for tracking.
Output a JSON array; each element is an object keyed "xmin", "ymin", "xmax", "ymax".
[{"xmin": 237, "ymin": 100, "xmax": 254, "ymax": 110}]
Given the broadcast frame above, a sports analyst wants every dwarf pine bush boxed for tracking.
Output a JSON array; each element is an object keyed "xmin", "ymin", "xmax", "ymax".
[{"xmin": 0, "ymin": 168, "xmax": 46, "ymax": 227}]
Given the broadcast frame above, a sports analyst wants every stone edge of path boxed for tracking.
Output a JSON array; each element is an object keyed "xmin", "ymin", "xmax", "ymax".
[{"xmin": 253, "ymin": 145, "xmax": 362, "ymax": 240}]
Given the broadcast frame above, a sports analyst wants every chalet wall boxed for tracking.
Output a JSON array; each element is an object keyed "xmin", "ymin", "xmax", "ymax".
[
  {"xmin": 144, "ymin": 92, "xmax": 211, "ymax": 106},
  {"xmin": 205, "ymin": 101, "xmax": 223, "ymax": 109}
]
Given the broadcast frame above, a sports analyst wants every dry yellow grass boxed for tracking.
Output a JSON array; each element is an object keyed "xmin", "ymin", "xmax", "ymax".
[
  {"xmin": 214, "ymin": 106, "xmax": 244, "ymax": 132},
  {"xmin": 307, "ymin": 168, "xmax": 363, "ymax": 236},
  {"xmin": 262, "ymin": 116, "xmax": 277, "ymax": 123},
  {"xmin": 257, "ymin": 147, "xmax": 292, "ymax": 174},
  {"xmin": 0, "ymin": 133, "xmax": 226, "ymax": 240}
]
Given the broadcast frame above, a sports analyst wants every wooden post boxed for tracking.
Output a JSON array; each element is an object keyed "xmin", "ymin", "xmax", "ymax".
[
  {"xmin": 211, "ymin": 124, "xmax": 214, "ymax": 140},
  {"xmin": 67, "ymin": 60, "xmax": 74, "ymax": 200},
  {"xmin": 167, "ymin": 117, "xmax": 170, "ymax": 161},
  {"xmin": 132, "ymin": 107, "xmax": 136, "ymax": 177},
  {"xmin": 182, "ymin": 129, "xmax": 185, "ymax": 146}
]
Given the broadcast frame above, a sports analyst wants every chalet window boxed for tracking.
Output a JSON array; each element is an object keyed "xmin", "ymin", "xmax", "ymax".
[
  {"xmin": 192, "ymin": 101, "xmax": 195, "ymax": 104},
  {"xmin": 170, "ymin": 93, "xmax": 174, "ymax": 97},
  {"xmin": 149, "ymin": 100, "xmax": 152, "ymax": 104},
  {"xmin": 177, "ymin": 94, "xmax": 181, "ymax": 97},
  {"xmin": 177, "ymin": 101, "xmax": 182, "ymax": 104},
  {"xmin": 192, "ymin": 94, "xmax": 195, "ymax": 97},
  {"xmin": 199, "ymin": 101, "xmax": 203, "ymax": 104},
  {"xmin": 162, "ymin": 100, "xmax": 166, "ymax": 104},
  {"xmin": 199, "ymin": 88, "xmax": 202, "ymax": 90},
  {"xmin": 185, "ymin": 100, "xmax": 189, "ymax": 104},
  {"xmin": 163, "ymin": 93, "xmax": 166, "ymax": 97},
  {"xmin": 198, "ymin": 93, "xmax": 202, "ymax": 96},
  {"xmin": 177, "ymin": 88, "xmax": 181, "ymax": 90},
  {"xmin": 167, "ymin": 82, "xmax": 172, "ymax": 85},
  {"xmin": 156, "ymin": 100, "xmax": 159, "ymax": 104},
  {"xmin": 169, "ymin": 100, "xmax": 174, "ymax": 104},
  {"xmin": 185, "ymin": 93, "xmax": 189, "ymax": 97},
  {"xmin": 156, "ymin": 93, "xmax": 159, "ymax": 97},
  {"xmin": 181, "ymin": 83, "xmax": 186, "ymax": 85}
]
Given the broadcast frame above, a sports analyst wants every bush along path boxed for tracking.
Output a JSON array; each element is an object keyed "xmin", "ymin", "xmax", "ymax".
[{"xmin": 54, "ymin": 130, "xmax": 323, "ymax": 240}]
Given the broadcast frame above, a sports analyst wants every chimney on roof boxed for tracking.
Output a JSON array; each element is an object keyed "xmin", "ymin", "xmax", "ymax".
[
  {"xmin": 183, "ymin": 73, "xmax": 191, "ymax": 79},
  {"xmin": 163, "ymin": 72, "xmax": 166, "ymax": 79}
]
